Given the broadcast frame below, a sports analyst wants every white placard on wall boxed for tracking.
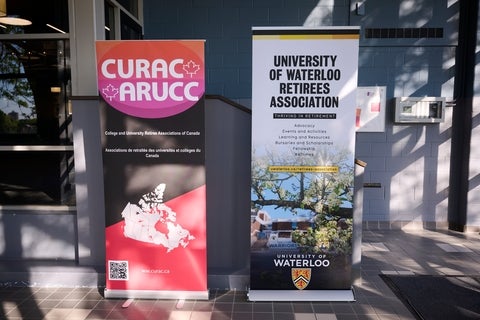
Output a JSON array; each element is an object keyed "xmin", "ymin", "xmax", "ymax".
[{"xmin": 356, "ymin": 86, "xmax": 386, "ymax": 132}]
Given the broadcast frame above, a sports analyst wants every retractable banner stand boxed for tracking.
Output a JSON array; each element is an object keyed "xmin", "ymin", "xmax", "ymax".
[
  {"xmin": 95, "ymin": 40, "xmax": 208, "ymax": 300},
  {"xmin": 249, "ymin": 27, "xmax": 359, "ymax": 301}
]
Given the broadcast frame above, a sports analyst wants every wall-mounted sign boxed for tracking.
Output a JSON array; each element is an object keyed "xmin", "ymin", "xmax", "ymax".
[{"xmin": 356, "ymin": 86, "xmax": 386, "ymax": 132}]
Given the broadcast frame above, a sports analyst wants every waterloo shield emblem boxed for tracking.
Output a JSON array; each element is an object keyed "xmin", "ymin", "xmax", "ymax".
[{"xmin": 291, "ymin": 268, "xmax": 311, "ymax": 290}]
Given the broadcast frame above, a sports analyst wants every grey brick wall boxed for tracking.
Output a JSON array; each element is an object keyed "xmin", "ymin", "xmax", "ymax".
[{"xmin": 143, "ymin": 1, "xmax": 479, "ymax": 229}]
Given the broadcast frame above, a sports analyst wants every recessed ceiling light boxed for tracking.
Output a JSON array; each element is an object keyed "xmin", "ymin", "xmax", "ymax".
[
  {"xmin": 0, "ymin": 16, "xmax": 32, "ymax": 26},
  {"xmin": 0, "ymin": 0, "xmax": 32, "ymax": 26}
]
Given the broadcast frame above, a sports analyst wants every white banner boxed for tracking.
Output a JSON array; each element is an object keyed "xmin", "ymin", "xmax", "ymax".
[{"xmin": 249, "ymin": 27, "xmax": 359, "ymax": 301}]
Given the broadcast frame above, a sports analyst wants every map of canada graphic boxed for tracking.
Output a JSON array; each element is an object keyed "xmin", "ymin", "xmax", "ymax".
[
  {"xmin": 105, "ymin": 184, "xmax": 207, "ymax": 291},
  {"xmin": 121, "ymin": 183, "xmax": 195, "ymax": 252}
]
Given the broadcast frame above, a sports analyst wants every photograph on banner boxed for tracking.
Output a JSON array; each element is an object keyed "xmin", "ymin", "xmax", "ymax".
[
  {"xmin": 96, "ymin": 40, "xmax": 208, "ymax": 299},
  {"xmin": 250, "ymin": 27, "xmax": 359, "ymax": 291}
]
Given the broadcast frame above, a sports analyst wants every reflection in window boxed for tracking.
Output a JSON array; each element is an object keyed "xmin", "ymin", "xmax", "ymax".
[
  {"xmin": 104, "ymin": 0, "xmax": 142, "ymax": 40},
  {"xmin": 0, "ymin": 38, "xmax": 74, "ymax": 205},
  {"xmin": 1, "ymin": 0, "xmax": 69, "ymax": 34},
  {"xmin": 121, "ymin": 10, "xmax": 142, "ymax": 40},
  {"xmin": 0, "ymin": 45, "xmax": 36, "ymax": 135},
  {"xmin": 105, "ymin": 1, "xmax": 116, "ymax": 40},
  {"xmin": 116, "ymin": 0, "xmax": 138, "ymax": 18},
  {"xmin": 0, "ymin": 39, "xmax": 71, "ymax": 145}
]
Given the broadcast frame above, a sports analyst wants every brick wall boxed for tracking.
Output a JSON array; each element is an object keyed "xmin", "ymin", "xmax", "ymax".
[{"xmin": 143, "ymin": 1, "xmax": 477, "ymax": 229}]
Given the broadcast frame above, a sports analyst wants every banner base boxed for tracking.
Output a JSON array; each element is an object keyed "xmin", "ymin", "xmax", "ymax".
[
  {"xmin": 247, "ymin": 289, "xmax": 355, "ymax": 302},
  {"xmin": 104, "ymin": 289, "xmax": 209, "ymax": 300}
]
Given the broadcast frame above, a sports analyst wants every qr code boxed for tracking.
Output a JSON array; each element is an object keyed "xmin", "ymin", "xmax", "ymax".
[{"xmin": 108, "ymin": 260, "xmax": 129, "ymax": 280}]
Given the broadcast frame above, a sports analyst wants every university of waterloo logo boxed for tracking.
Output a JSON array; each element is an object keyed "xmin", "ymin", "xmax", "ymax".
[{"xmin": 291, "ymin": 268, "xmax": 311, "ymax": 290}]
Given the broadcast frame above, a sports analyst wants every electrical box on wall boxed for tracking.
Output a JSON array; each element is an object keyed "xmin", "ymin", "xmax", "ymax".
[{"xmin": 394, "ymin": 97, "xmax": 446, "ymax": 123}]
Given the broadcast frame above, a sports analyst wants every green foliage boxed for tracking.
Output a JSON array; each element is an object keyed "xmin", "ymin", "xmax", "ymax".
[
  {"xmin": 0, "ymin": 41, "xmax": 36, "ymax": 134},
  {"xmin": 291, "ymin": 214, "xmax": 352, "ymax": 254},
  {"xmin": 251, "ymin": 144, "xmax": 355, "ymax": 255},
  {"xmin": 251, "ymin": 147, "xmax": 354, "ymax": 215},
  {"xmin": 0, "ymin": 110, "xmax": 18, "ymax": 133}
]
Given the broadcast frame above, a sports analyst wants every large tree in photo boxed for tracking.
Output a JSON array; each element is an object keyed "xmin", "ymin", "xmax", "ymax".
[{"xmin": 251, "ymin": 147, "xmax": 354, "ymax": 254}]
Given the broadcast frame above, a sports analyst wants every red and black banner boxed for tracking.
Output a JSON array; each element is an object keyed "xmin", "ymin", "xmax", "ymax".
[{"xmin": 96, "ymin": 40, "xmax": 208, "ymax": 299}]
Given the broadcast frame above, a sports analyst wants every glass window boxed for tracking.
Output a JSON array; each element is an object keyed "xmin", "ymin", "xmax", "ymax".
[
  {"xmin": 105, "ymin": 1, "xmax": 116, "ymax": 40},
  {"xmin": 0, "ymin": 38, "xmax": 74, "ymax": 206},
  {"xmin": 0, "ymin": 0, "xmax": 143, "ymax": 206},
  {"xmin": 0, "ymin": 150, "xmax": 74, "ymax": 205},
  {"xmin": 1, "ymin": 0, "xmax": 68, "ymax": 34},
  {"xmin": 121, "ymin": 10, "xmax": 142, "ymax": 40},
  {"xmin": 105, "ymin": 0, "xmax": 142, "ymax": 40},
  {"xmin": 116, "ymin": 0, "xmax": 138, "ymax": 18},
  {"xmin": 0, "ymin": 39, "xmax": 71, "ymax": 145}
]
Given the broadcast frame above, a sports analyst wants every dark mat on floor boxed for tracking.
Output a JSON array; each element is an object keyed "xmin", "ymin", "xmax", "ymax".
[{"xmin": 381, "ymin": 274, "xmax": 480, "ymax": 320}]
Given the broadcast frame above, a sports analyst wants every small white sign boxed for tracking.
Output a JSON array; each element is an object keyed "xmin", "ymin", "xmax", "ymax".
[{"xmin": 356, "ymin": 86, "xmax": 386, "ymax": 132}]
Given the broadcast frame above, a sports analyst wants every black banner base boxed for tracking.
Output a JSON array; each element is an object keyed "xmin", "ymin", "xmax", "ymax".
[{"xmin": 247, "ymin": 288, "xmax": 355, "ymax": 302}]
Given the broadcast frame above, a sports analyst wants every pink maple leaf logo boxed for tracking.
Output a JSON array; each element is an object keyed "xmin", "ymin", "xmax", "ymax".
[
  {"xmin": 102, "ymin": 84, "xmax": 119, "ymax": 101},
  {"xmin": 183, "ymin": 60, "xmax": 200, "ymax": 78}
]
